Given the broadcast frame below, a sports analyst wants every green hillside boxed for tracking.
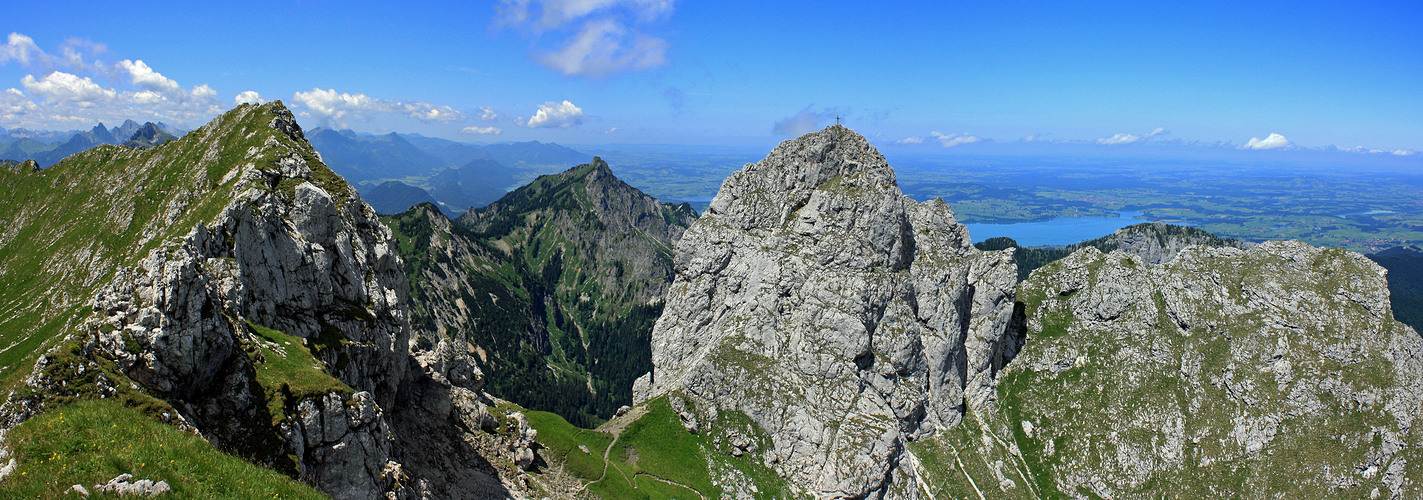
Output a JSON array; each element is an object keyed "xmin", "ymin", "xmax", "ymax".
[{"xmin": 386, "ymin": 159, "xmax": 694, "ymax": 427}]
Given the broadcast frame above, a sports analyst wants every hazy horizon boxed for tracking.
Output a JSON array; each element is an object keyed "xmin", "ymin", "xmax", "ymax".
[{"xmin": 3, "ymin": 1, "xmax": 1421, "ymax": 156}]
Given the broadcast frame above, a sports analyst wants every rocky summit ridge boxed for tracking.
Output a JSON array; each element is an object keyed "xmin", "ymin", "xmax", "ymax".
[
  {"xmin": 636, "ymin": 124, "xmax": 1020, "ymax": 498},
  {"xmin": 0, "ymin": 102, "xmax": 511, "ymax": 499},
  {"xmin": 911, "ymin": 240, "xmax": 1423, "ymax": 498}
]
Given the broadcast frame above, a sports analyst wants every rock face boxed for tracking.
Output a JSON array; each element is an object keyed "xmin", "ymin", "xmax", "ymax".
[
  {"xmin": 917, "ymin": 241, "xmax": 1423, "ymax": 498},
  {"xmin": 79, "ymin": 103, "xmax": 414, "ymax": 498},
  {"xmin": 636, "ymin": 125, "xmax": 1018, "ymax": 498},
  {"xmin": 1095, "ymin": 222, "xmax": 1246, "ymax": 265},
  {"xmin": 0, "ymin": 102, "xmax": 510, "ymax": 499}
]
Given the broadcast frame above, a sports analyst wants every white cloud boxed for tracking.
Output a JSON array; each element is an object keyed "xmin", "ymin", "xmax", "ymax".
[
  {"xmin": 21, "ymin": 72, "xmax": 116, "ymax": 104},
  {"xmin": 131, "ymin": 90, "xmax": 163, "ymax": 104},
  {"xmin": 0, "ymin": 88, "xmax": 39, "ymax": 123},
  {"xmin": 0, "ymin": 34, "xmax": 232, "ymax": 129},
  {"xmin": 895, "ymin": 136, "xmax": 924, "ymax": 145},
  {"xmin": 479, "ymin": 106, "xmax": 501, "ymax": 120},
  {"xmin": 525, "ymin": 100, "xmax": 585, "ymax": 128},
  {"xmin": 604, "ymin": 127, "xmax": 619, "ymax": 134},
  {"xmin": 1097, "ymin": 133, "xmax": 1140, "ymax": 145},
  {"xmin": 930, "ymin": 131, "xmax": 983, "ymax": 147},
  {"xmin": 8, "ymin": 69, "xmax": 223, "ymax": 129},
  {"xmin": 1241, "ymin": 133, "xmax": 1292, "ymax": 150},
  {"xmin": 538, "ymin": 19, "xmax": 666, "ymax": 77},
  {"xmin": 1, "ymin": 33, "xmax": 108, "ymax": 74},
  {"xmin": 1146, "ymin": 127, "xmax": 1169, "ymax": 138},
  {"xmin": 234, "ymin": 90, "xmax": 266, "ymax": 105},
  {"xmin": 291, "ymin": 88, "xmax": 465, "ymax": 128},
  {"xmin": 1394, "ymin": 149, "xmax": 1417, "ymax": 156},
  {"xmin": 0, "ymin": 33, "xmax": 42, "ymax": 66},
  {"xmin": 117, "ymin": 60, "xmax": 181, "ymax": 94},
  {"xmin": 403, "ymin": 102, "xmax": 463, "ymax": 123},
  {"xmin": 462, "ymin": 126, "xmax": 503, "ymax": 135},
  {"xmin": 497, "ymin": 0, "xmax": 673, "ymax": 77}
]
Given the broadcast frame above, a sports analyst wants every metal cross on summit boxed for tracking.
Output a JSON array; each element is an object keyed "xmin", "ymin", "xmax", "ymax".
[{"xmin": 835, "ymin": 115, "xmax": 842, "ymax": 125}]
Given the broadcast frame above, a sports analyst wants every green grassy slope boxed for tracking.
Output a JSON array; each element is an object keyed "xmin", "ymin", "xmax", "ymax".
[
  {"xmin": 2, "ymin": 399, "xmax": 327, "ymax": 499},
  {"xmin": 521, "ymin": 395, "xmax": 793, "ymax": 499}
]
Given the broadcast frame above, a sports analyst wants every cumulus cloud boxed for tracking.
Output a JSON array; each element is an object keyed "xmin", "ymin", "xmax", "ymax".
[
  {"xmin": 234, "ymin": 91, "xmax": 266, "ymax": 105},
  {"xmin": 1241, "ymin": 133, "xmax": 1292, "ymax": 150},
  {"xmin": 291, "ymin": 88, "xmax": 465, "ymax": 128},
  {"xmin": 1147, "ymin": 127, "xmax": 1169, "ymax": 138},
  {"xmin": 895, "ymin": 136, "xmax": 924, "ymax": 145},
  {"xmin": 478, "ymin": 106, "xmax": 502, "ymax": 121},
  {"xmin": 462, "ymin": 126, "xmax": 503, "ymax": 135},
  {"xmin": 771, "ymin": 106, "xmax": 836, "ymax": 136},
  {"xmin": 1394, "ymin": 149, "xmax": 1417, "ymax": 156},
  {"xmin": 930, "ymin": 131, "xmax": 983, "ymax": 147},
  {"xmin": 21, "ymin": 72, "xmax": 117, "ymax": 104},
  {"xmin": 117, "ymin": 60, "xmax": 181, "ymax": 94},
  {"xmin": 1097, "ymin": 133, "xmax": 1141, "ymax": 145},
  {"xmin": 497, "ymin": 0, "xmax": 672, "ymax": 77},
  {"xmin": 525, "ymin": 100, "xmax": 585, "ymax": 128},
  {"xmin": 0, "ymin": 33, "xmax": 231, "ymax": 129}
]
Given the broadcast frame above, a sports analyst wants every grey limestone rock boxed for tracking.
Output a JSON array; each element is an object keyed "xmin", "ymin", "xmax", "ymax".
[
  {"xmin": 92, "ymin": 473, "xmax": 171, "ymax": 497},
  {"xmin": 507, "ymin": 412, "xmax": 538, "ymax": 471},
  {"xmin": 638, "ymin": 125, "xmax": 1018, "ymax": 498},
  {"xmin": 990, "ymin": 241, "xmax": 1423, "ymax": 498}
]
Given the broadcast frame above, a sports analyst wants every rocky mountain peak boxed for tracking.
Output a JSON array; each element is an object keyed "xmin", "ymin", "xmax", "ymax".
[
  {"xmin": 638, "ymin": 126, "xmax": 1018, "ymax": 497},
  {"xmin": 707, "ymin": 124, "xmax": 895, "ymax": 223},
  {"xmin": 122, "ymin": 122, "xmax": 178, "ymax": 149},
  {"xmin": 586, "ymin": 155, "xmax": 614, "ymax": 177}
]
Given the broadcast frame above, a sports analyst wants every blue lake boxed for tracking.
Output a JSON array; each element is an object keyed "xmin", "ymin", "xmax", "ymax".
[{"xmin": 965, "ymin": 211, "xmax": 1146, "ymax": 247}]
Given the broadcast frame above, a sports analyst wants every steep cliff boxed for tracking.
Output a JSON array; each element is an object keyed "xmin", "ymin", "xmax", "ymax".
[
  {"xmin": 915, "ymin": 241, "xmax": 1423, "ymax": 498},
  {"xmin": 0, "ymin": 102, "xmax": 513, "ymax": 499},
  {"xmin": 635, "ymin": 125, "xmax": 1019, "ymax": 498}
]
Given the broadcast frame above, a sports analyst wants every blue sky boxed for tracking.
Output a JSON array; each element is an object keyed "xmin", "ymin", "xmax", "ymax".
[{"xmin": 2, "ymin": 1, "xmax": 1420, "ymax": 155}]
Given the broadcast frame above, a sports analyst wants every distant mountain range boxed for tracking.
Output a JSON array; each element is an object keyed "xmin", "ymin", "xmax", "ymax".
[
  {"xmin": 307, "ymin": 127, "xmax": 591, "ymax": 217},
  {"xmin": 0, "ymin": 119, "xmax": 184, "ymax": 167}
]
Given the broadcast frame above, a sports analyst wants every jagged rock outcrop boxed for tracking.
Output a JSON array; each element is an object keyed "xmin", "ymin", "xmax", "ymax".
[
  {"xmin": 91, "ymin": 473, "xmax": 171, "ymax": 497},
  {"xmin": 979, "ymin": 222, "xmax": 1247, "ymax": 282},
  {"xmin": 1096, "ymin": 222, "xmax": 1247, "ymax": 265},
  {"xmin": 0, "ymin": 102, "xmax": 511, "ymax": 499},
  {"xmin": 636, "ymin": 125, "xmax": 1018, "ymax": 498},
  {"xmin": 917, "ymin": 241, "xmax": 1423, "ymax": 498},
  {"xmin": 77, "ymin": 103, "xmax": 415, "ymax": 498}
]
